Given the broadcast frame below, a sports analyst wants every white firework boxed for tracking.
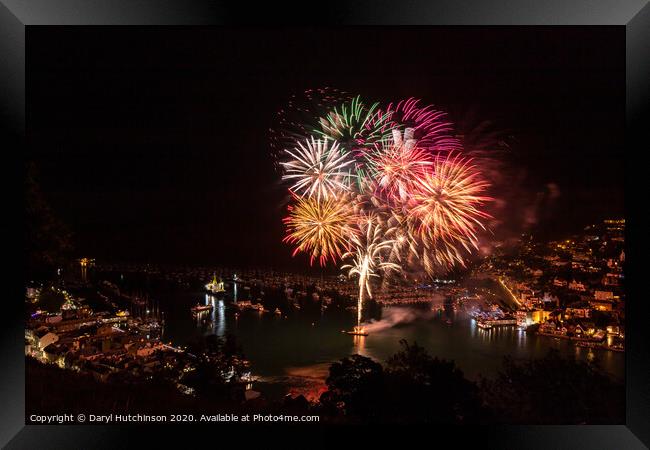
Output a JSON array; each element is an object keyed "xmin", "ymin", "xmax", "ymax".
[
  {"xmin": 342, "ymin": 217, "xmax": 401, "ymax": 326},
  {"xmin": 281, "ymin": 137, "xmax": 354, "ymax": 200}
]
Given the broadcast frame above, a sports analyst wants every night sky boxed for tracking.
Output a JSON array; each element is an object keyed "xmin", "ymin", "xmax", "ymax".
[{"xmin": 28, "ymin": 27, "xmax": 624, "ymax": 268}]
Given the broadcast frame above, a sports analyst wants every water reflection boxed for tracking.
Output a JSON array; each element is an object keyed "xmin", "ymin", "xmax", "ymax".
[
  {"xmin": 173, "ymin": 296, "xmax": 623, "ymax": 382},
  {"xmin": 352, "ymin": 335, "xmax": 367, "ymax": 356},
  {"xmin": 216, "ymin": 299, "xmax": 225, "ymax": 336},
  {"xmin": 202, "ymin": 294, "xmax": 226, "ymax": 337}
]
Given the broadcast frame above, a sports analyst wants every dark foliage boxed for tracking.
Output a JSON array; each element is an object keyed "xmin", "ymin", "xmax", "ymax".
[
  {"xmin": 321, "ymin": 354, "xmax": 384, "ymax": 420},
  {"xmin": 383, "ymin": 340, "xmax": 484, "ymax": 423},
  {"xmin": 480, "ymin": 349, "xmax": 625, "ymax": 424},
  {"xmin": 320, "ymin": 342, "xmax": 623, "ymax": 424},
  {"xmin": 321, "ymin": 340, "xmax": 485, "ymax": 423},
  {"xmin": 25, "ymin": 163, "xmax": 73, "ymax": 280},
  {"xmin": 181, "ymin": 334, "xmax": 248, "ymax": 402}
]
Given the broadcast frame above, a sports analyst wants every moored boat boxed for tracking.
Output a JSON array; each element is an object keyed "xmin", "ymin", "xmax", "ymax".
[
  {"xmin": 191, "ymin": 304, "xmax": 213, "ymax": 314},
  {"xmin": 205, "ymin": 273, "xmax": 226, "ymax": 294},
  {"xmin": 343, "ymin": 325, "xmax": 369, "ymax": 337}
]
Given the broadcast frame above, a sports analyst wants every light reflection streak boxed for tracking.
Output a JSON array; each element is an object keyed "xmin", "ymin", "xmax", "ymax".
[
  {"xmin": 352, "ymin": 334, "xmax": 367, "ymax": 356},
  {"xmin": 216, "ymin": 299, "xmax": 225, "ymax": 336}
]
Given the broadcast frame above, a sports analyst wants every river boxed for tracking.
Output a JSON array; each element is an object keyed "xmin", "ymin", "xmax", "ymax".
[{"xmin": 94, "ymin": 272, "xmax": 624, "ymax": 400}]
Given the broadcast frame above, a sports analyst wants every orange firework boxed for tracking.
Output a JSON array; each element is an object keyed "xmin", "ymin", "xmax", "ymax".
[
  {"xmin": 409, "ymin": 153, "xmax": 492, "ymax": 271},
  {"xmin": 283, "ymin": 195, "xmax": 356, "ymax": 266}
]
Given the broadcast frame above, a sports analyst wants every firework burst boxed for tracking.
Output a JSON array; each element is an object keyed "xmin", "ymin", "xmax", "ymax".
[
  {"xmin": 367, "ymin": 128, "xmax": 432, "ymax": 203},
  {"xmin": 381, "ymin": 98, "xmax": 461, "ymax": 152},
  {"xmin": 316, "ymin": 96, "xmax": 395, "ymax": 155},
  {"xmin": 409, "ymin": 153, "xmax": 492, "ymax": 270},
  {"xmin": 280, "ymin": 137, "xmax": 354, "ymax": 201},
  {"xmin": 283, "ymin": 195, "xmax": 356, "ymax": 266},
  {"xmin": 270, "ymin": 87, "xmax": 352, "ymax": 171}
]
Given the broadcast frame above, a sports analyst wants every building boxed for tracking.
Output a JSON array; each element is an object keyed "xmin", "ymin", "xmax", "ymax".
[
  {"xmin": 38, "ymin": 332, "xmax": 59, "ymax": 350},
  {"xmin": 566, "ymin": 306, "xmax": 591, "ymax": 319},
  {"xmin": 594, "ymin": 290, "xmax": 614, "ymax": 301},
  {"xmin": 516, "ymin": 309, "xmax": 552, "ymax": 327},
  {"xmin": 568, "ymin": 280, "xmax": 586, "ymax": 292},
  {"xmin": 602, "ymin": 273, "xmax": 622, "ymax": 286},
  {"xmin": 590, "ymin": 299, "xmax": 613, "ymax": 312},
  {"xmin": 553, "ymin": 278, "xmax": 568, "ymax": 287}
]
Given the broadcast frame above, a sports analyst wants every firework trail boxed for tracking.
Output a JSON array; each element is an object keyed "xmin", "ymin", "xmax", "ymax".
[{"xmin": 341, "ymin": 218, "xmax": 400, "ymax": 326}]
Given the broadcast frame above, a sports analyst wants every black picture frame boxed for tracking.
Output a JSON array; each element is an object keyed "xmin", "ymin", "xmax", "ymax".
[{"xmin": 1, "ymin": 1, "xmax": 648, "ymax": 448}]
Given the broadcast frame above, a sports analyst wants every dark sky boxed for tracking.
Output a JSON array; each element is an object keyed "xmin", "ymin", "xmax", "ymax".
[{"xmin": 28, "ymin": 27, "xmax": 624, "ymax": 268}]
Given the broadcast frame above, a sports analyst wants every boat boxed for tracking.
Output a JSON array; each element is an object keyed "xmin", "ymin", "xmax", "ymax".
[
  {"xmin": 191, "ymin": 304, "xmax": 213, "ymax": 314},
  {"xmin": 205, "ymin": 273, "xmax": 226, "ymax": 294},
  {"xmin": 234, "ymin": 300, "xmax": 268, "ymax": 313},
  {"xmin": 607, "ymin": 343, "xmax": 625, "ymax": 352},
  {"xmin": 343, "ymin": 326, "xmax": 369, "ymax": 337}
]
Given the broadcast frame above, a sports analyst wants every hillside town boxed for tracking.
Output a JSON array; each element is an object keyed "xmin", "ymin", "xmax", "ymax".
[
  {"xmin": 25, "ymin": 282, "xmax": 254, "ymax": 401},
  {"xmin": 25, "ymin": 218, "xmax": 625, "ymax": 403},
  {"xmin": 477, "ymin": 219, "xmax": 625, "ymax": 351}
]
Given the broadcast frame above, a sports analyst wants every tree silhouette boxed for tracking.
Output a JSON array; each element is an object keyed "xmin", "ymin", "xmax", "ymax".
[
  {"xmin": 383, "ymin": 339, "xmax": 484, "ymax": 423},
  {"xmin": 320, "ymin": 340, "xmax": 484, "ymax": 423},
  {"xmin": 25, "ymin": 162, "xmax": 73, "ymax": 280},
  {"xmin": 321, "ymin": 354, "xmax": 384, "ymax": 419},
  {"xmin": 480, "ymin": 349, "xmax": 624, "ymax": 424}
]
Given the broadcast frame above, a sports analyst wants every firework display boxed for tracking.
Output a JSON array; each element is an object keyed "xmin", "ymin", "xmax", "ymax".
[{"xmin": 273, "ymin": 91, "xmax": 493, "ymax": 328}]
